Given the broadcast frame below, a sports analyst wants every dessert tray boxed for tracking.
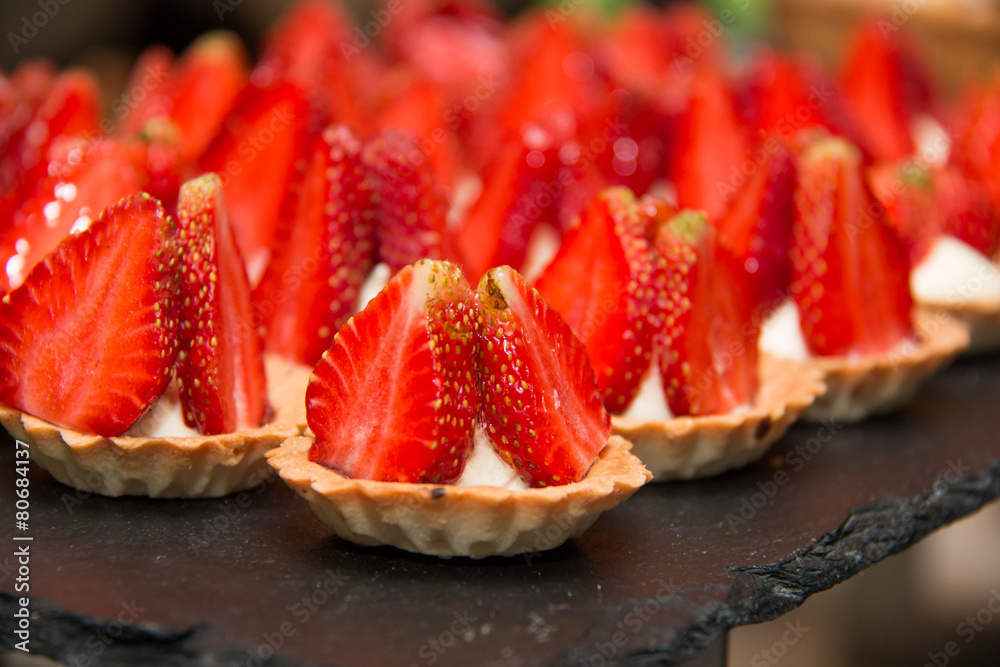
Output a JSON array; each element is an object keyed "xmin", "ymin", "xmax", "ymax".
[{"xmin": 3, "ymin": 353, "xmax": 999, "ymax": 666}]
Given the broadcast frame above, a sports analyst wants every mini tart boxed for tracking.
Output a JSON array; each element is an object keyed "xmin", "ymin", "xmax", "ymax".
[
  {"xmin": 266, "ymin": 435, "xmax": 650, "ymax": 559},
  {"xmin": 800, "ymin": 308, "xmax": 969, "ymax": 423},
  {"xmin": 611, "ymin": 355, "xmax": 825, "ymax": 481},
  {"xmin": 0, "ymin": 354, "xmax": 311, "ymax": 498}
]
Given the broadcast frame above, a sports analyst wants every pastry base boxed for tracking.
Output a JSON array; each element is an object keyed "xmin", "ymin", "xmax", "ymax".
[
  {"xmin": 916, "ymin": 297, "xmax": 1000, "ymax": 356},
  {"xmin": 0, "ymin": 354, "xmax": 312, "ymax": 498},
  {"xmin": 801, "ymin": 309, "xmax": 969, "ymax": 423},
  {"xmin": 266, "ymin": 435, "xmax": 650, "ymax": 559},
  {"xmin": 612, "ymin": 356, "xmax": 826, "ymax": 481}
]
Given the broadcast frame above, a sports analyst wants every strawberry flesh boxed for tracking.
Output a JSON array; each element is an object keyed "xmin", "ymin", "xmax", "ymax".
[
  {"xmin": 0, "ymin": 194, "xmax": 179, "ymax": 436},
  {"xmin": 535, "ymin": 187, "xmax": 655, "ymax": 413},
  {"xmin": 362, "ymin": 129, "xmax": 450, "ymax": 275},
  {"xmin": 716, "ymin": 135, "xmax": 797, "ymax": 317},
  {"xmin": 176, "ymin": 174, "xmax": 269, "ymax": 434},
  {"xmin": 655, "ymin": 211, "xmax": 759, "ymax": 417},
  {"xmin": 198, "ymin": 79, "xmax": 308, "ymax": 285},
  {"xmin": 478, "ymin": 266, "xmax": 609, "ymax": 487},
  {"xmin": 307, "ymin": 260, "xmax": 479, "ymax": 484},
  {"xmin": 792, "ymin": 138, "xmax": 914, "ymax": 357},
  {"xmin": 254, "ymin": 125, "xmax": 376, "ymax": 365}
]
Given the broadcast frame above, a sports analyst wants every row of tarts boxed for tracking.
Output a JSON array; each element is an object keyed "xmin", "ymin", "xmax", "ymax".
[{"xmin": 2, "ymin": 0, "xmax": 1000, "ymax": 557}]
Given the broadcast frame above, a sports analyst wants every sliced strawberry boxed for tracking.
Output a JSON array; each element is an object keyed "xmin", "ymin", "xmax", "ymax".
[
  {"xmin": 478, "ymin": 266, "xmax": 609, "ymax": 487},
  {"xmin": 1, "ymin": 136, "xmax": 150, "ymax": 292},
  {"xmin": 840, "ymin": 20, "xmax": 937, "ymax": 162},
  {"xmin": 0, "ymin": 69, "xmax": 101, "ymax": 223},
  {"xmin": 792, "ymin": 138, "xmax": 914, "ymax": 357},
  {"xmin": 362, "ymin": 129, "xmax": 450, "ymax": 274},
  {"xmin": 455, "ymin": 121, "xmax": 561, "ymax": 281},
  {"xmin": 198, "ymin": 79, "xmax": 309, "ymax": 285},
  {"xmin": 670, "ymin": 69, "xmax": 748, "ymax": 221},
  {"xmin": 933, "ymin": 165, "xmax": 1000, "ymax": 260},
  {"xmin": 867, "ymin": 160, "xmax": 941, "ymax": 268},
  {"xmin": 307, "ymin": 260, "xmax": 479, "ymax": 484},
  {"xmin": 952, "ymin": 80, "xmax": 1000, "ymax": 218},
  {"xmin": 116, "ymin": 45, "xmax": 175, "ymax": 136},
  {"xmin": 655, "ymin": 210, "xmax": 758, "ymax": 417},
  {"xmin": 0, "ymin": 194, "xmax": 179, "ymax": 436},
  {"xmin": 257, "ymin": 0, "xmax": 369, "ymax": 129},
  {"xmin": 372, "ymin": 80, "xmax": 461, "ymax": 188},
  {"xmin": 716, "ymin": 135, "xmax": 797, "ymax": 317},
  {"xmin": 136, "ymin": 32, "xmax": 249, "ymax": 162},
  {"xmin": 535, "ymin": 187, "xmax": 657, "ymax": 413},
  {"xmin": 176, "ymin": 174, "xmax": 268, "ymax": 435},
  {"xmin": 254, "ymin": 125, "xmax": 376, "ymax": 365}
]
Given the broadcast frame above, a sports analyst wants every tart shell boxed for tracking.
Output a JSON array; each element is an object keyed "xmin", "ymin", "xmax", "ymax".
[
  {"xmin": 612, "ymin": 355, "xmax": 826, "ymax": 481},
  {"xmin": 0, "ymin": 354, "xmax": 312, "ymax": 498},
  {"xmin": 266, "ymin": 435, "xmax": 651, "ymax": 559},
  {"xmin": 916, "ymin": 297, "xmax": 1000, "ymax": 356},
  {"xmin": 800, "ymin": 308, "xmax": 969, "ymax": 423}
]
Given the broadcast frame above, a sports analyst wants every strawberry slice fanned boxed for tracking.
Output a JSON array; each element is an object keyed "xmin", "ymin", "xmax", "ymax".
[
  {"xmin": 716, "ymin": 135, "xmax": 797, "ymax": 318},
  {"xmin": 655, "ymin": 210, "xmax": 759, "ymax": 417},
  {"xmin": 254, "ymin": 125, "xmax": 376, "ymax": 366},
  {"xmin": 176, "ymin": 174, "xmax": 268, "ymax": 435},
  {"xmin": 362, "ymin": 129, "xmax": 451, "ymax": 275},
  {"xmin": 307, "ymin": 260, "xmax": 480, "ymax": 484},
  {"xmin": 478, "ymin": 266, "xmax": 610, "ymax": 487},
  {"xmin": 792, "ymin": 138, "xmax": 914, "ymax": 357},
  {"xmin": 535, "ymin": 187, "xmax": 656, "ymax": 413},
  {"xmin": 0, "ymin": 136, "xmax": 150, "ymax": 292},
  {"xmin": 0, "ymin": 194, "xmax": 179, "ymax": 436},
  {"xmin": 198, "ymin": 79, "xmax": 308, "ymax": 285}
]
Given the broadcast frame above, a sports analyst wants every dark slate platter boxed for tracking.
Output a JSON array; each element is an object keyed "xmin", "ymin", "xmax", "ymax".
[{"xmin": 2, "ymin": 354, "xmax": 1000, "ymax": 667}]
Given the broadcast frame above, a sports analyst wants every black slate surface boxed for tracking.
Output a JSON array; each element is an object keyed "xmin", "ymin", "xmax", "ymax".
[{"xmin": 2, "ymin": 354, "xmax": 1000, "ymax": 667}]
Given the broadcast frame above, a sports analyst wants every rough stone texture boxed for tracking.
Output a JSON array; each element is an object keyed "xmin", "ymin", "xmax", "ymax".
[{"xmin": 2, "ymin": 356, "xmax": 999, "ymax": 666}]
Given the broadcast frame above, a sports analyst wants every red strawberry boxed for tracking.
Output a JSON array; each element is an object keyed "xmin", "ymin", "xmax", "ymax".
[
  {"xmin": 372, "ymin": 81, "xmax": 461, "ymax": 188},
  {"xmin": 535, "ymin": 187, "xmax": 659, "ymax": 413},
  {"xmin": 716, "ymin": 135, "xmax": 797, "ymax": 317},
  {"xmin": 257, "ymin": 0, "xmax": 369, "ymax": 129},
  {"xmin": 0, "ymin": 69, "xmax": 101, "ymax": 224},
  {"xmin": 934, "ymin": 165, "xmax": 1000, "ymax": 260},
  {"xmin": 670, "ymin": 69, "xmax": 748, "ymax": 221},
  {"xmin": 0, "ymin": 194, "xmax": 179, "ymax": 436},
  {"xmin": 362, "ymin": 129, "xmax": 451, "ymax": 275},
  {"xmin": 254, "ymin": 125, "xmax": 377, "ymax": 366},
  {"xmin": 115, "ymin": 45, "xmax": 175, "ymax": 136},
  {"xmin": 198, "ymin": 79, "xmax": 309, "ymax": 285},
  {"xmin": 478, "ymin": 266, "xmax": 610, "ymax": 487},
  {"xmin": 1, "ymin": 136, "xmax": 150, "ymax": 292},
  {"xmin": 655, "ymin": 210, "xmax": 758, "ymax": 417},
  {"xmin": 176, "ymin": 174, "xmax": 268, "ymax": 435},
  {"xmin": 141, "ymin": 32, "xmax": 249, "ymax": 162},
  {"xmin": 840, "ymin": 20, "xmax": 938, "ymax": 162},
  {"xmin": 792, "ymin": 138, "xmax": 914, "ymax": 357},
  {"xmin": 867, "ymin": 160, "xmax": 941, "ymax": 268},
  {"xmin": 307, "ymin": 259, "xmax": 479, "ymax": 484},
  {"xmin": 455, "ymin": 121, "xmax": 562, "ymax": 281}
]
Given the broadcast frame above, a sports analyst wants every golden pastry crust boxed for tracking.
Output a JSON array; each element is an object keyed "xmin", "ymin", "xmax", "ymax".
[
  {"xmin": 916, "ymin": 295, "xmax": 1000, "ymax": 355},
  {"xmin": 0, "ymin": 354, "xmax": 311, "ymax": 498},
  {"xmin": 612, "ymin": 355, "xmax": 825, "ymax": 481},
  {"xmin": 801, "ymin": 308, "xmax": 969, "ymax": 423},
  {"xmin": 266, "ymin": 435, "xmax": 650, "ymax": 559}
]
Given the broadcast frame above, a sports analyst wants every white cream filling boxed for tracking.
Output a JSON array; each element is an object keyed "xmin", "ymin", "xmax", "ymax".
[
  {"xmin": 520, "ymin": 223, "xmax": 562, "ymax": 283},
  {"xmin": 358, "ymin": 262, "xmax": 391, "ymax": 311},
  {"xmin": 621, "ymin": 363, "xmax": 673, "ymax": 422},
  {"xmin": 125, "ymin": 388, "xmax": 200, "ymax": 438},
  {"xmin": 759, "ymin": 300, "xmax": 811, "ymax": 361},
  {"xmin": 454, "ymin": 426, "xmax": 529, "ymax": 490},
  {"xmin": 912, "ymin": 235, "xmax": 1000, "ymax": 307},
  {"xmin": 912, "ymin": 114, "xmax": 950, "ymax": 167}
]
